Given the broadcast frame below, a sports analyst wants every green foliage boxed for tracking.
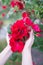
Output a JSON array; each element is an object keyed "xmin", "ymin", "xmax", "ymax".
[
  {"xmin": 10, "ymin": 53, "xmax": 22, "ymax": 62},
  {"xmin": 2, "ymin": 0, "xmax": 10, "ymax": 5},
  {"xmin": 33, "ymin": 24, "xmax": 43, "ymax": 51},
  {"xmin": 7, "ymin": 24, "xmax": 12, "ymax": 34},
  {"xmin": 33, "ymin": 36, "xmax": 43, "ymax": 51},
  {"xmin": 25, "ymin": 0, "xmax": 43, "ymax": 19}
]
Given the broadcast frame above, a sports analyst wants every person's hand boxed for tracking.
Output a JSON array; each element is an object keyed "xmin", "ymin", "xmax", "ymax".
[
  {"xmin": 0, "ymin": 33, "xmax": 12, "ymax": 65},
  {"xmin": 23, "ymin": 29, "xmax": 34, "ymax": 52},
  {"xmin": 22, "ymin": 29, "xmax": 34, "ymax": 65}
]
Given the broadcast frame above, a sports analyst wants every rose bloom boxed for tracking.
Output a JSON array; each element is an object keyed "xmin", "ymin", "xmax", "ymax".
[
  {"xmin": 32, "ymin": 24, "xmax": 41, "ymax": 32},
  {"xmin": 16, "ymin": 1, "xmax": 24, "ymax": 10},
  {"xmin": 10, "ymin": 1, "xmax": 16, "ymax": 7},
  {"xmin": 36, "ymin": 33, "xmax": 41, "ymax": 37},
  {"xmin": 2, "ymin": 5, "xmax": 7, "ymax": 10},
  {"xmin": 2, "ymin": 13, "xmax": 5, "ymax": 17},
  {"xmin": 10, "ymin": 1, "xmax": 24, "ymax": 10}
]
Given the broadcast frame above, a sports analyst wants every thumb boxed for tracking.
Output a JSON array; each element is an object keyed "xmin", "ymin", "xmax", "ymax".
[
  {"xmin": 24, "ymin": 29, "xmax": 34, "ymax": 49},
  {"xmin": 6, "ymin": 33, "xmax": 10, "ymax": 45}
]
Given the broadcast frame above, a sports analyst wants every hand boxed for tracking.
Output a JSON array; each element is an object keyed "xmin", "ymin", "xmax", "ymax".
[
  {"xmin": 0, "ymin": 33, "xmax": 12, "ymax": 65},
  {"xmin": 22, "ymin": 29, "xmax": 34, "ymax": 65},
  {"xmin": 6, "ymin": 33, "xmax": 10, "ymax": 45},
  {"xmin": 23, "ymin": 29, "xmax": 34, "ymax": 51}
]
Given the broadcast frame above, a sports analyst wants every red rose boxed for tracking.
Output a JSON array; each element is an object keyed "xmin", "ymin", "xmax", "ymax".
[
  {"xmin": 10, "ymin": 1, "xmax": 24, "ymax": 10},
  {"xmin": 10, "ymin": 40, "xmax": 24, "ymax": 52},
  {"xmin": 2, "ymin": 13, "xmax": 5, "ymax": 17},
  {"xmin": 2, "ymin": 5, "xmax": 7, "ymax": 10},
  {"xmin": 22, "ymin": 12, "xmax": 28, "ymax": 18},
  {"xmin": 18, "ymin": 41, "xmax": 24, "ymax": 53},
  {"xmin": 24, "ymin": 17, "xmax": 34, "ymax": 26},
  {"xmin": 10, "ymin": 1, "xmax": 16, "ymax": 7},
  {"xmin": 36, "ymin": 33, "xmax": 41, "ymax": 37},
  {"xmin": 23, "ymin": 17, "xmax": 41, "ymax": 32},
  {"xmin": 32, "ymin": 24, "xmax": 41, "ymax": 32},
  {"xmin": 16, "ymin": 2, "xmax": 24, "ymax": 10}
]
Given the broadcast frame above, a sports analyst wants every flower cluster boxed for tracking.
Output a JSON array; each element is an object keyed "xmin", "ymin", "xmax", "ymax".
[
  {"xmin": 9, "ymin": 19, "xmax": 30, "ymax": 52},
  {"xmin": 9, "ymin": 12, "xmax": 41, "ymax": 53},
  {"xmin": 22, "ymin": 12, "xmax": 41, "ymax": 32},
  {"xmin": 10, "ymin": 1, "xmax": 24, "ymax": 10}
]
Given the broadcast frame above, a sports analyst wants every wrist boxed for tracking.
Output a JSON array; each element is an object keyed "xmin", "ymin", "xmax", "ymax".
[
  {"xmin": 22, "ymin": 47, "xmax": 33, "ymax": 65},
  {"xmin": 22, "ymin": 47, "xmax": 31, "ymax": 54},
  {"xmin": 0, "ymin": 45, "xmax": 13, "ymax": 65}
]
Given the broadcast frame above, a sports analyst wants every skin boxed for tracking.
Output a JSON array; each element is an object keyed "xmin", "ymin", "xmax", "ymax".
[
  {"xmin": 0, "ymin": 29, "xmax": 34, "ymax": 65},
  {"xmin": 22, "ymin": 29, "xmax": 34, "ymax": 65}
]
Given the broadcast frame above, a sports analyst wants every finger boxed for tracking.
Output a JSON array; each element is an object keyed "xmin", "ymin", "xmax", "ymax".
[
  {"xmin": 30, "ymin": 29, "xmax": 34, "ymax": 37},
  {"xmin": 24, "ymin": 29, "xmax": 34, "ymax": 48},
  {"xmin": 26, "ymin": 29, "xmax": 34, "ymax": 42},
  {"xmin": 6, "ymin": 33, "xmax": 9, "ymax": 45}
]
